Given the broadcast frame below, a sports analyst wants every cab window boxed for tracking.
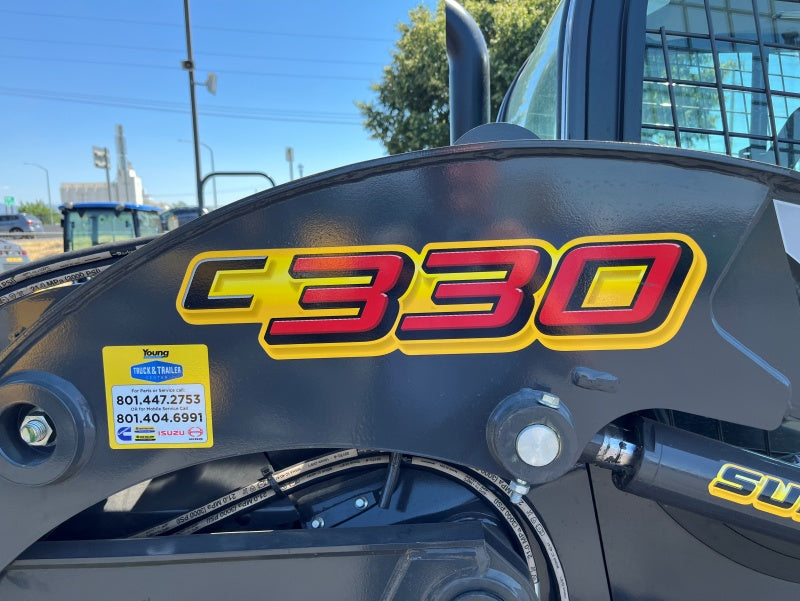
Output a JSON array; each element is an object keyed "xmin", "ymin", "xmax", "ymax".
[
  {"xmin": 643, "ymin": 0, "xmax": 800, "ymax": 167},
  {"xmin": 137, "ymin": 212, "xmax": 163, "ymax": 236},
  {"xmin": 501, "ymin": 1, "xmax": 565, "ymax": 139},
  {"xmin": 65, "ymin": 209, "xmax": 135, "ymax": 251}
]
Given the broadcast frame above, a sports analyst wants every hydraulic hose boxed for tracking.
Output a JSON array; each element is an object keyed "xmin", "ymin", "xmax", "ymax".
[
  {"xmin": 131, "ymin": 449, "xmax": 569, "ymax": 601},
  {"xmin": 0, "ymin": 237, "xmax": 152, "ymax": 306}
]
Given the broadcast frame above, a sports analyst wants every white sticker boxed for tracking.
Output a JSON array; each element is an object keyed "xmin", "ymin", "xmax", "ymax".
[{"xmin": 111, "ymin": 383, "xmax": 209, "ymax": 446}]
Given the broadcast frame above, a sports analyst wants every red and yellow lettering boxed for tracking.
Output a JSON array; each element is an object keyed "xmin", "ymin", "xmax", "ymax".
[
  {"xmin": 266, "ymin": 253, "xmax": 412, "ymax": 344},
  {"xmin": 397, "ymin": 246, "xmax": 549, "ymax": 346},
  {"xmin": 536, "ymin": 236, "xmax": 703, "ymax": 351},
  {"xmin": 176, "ymin": 234, "xmax": 706, "ymax": 359}
]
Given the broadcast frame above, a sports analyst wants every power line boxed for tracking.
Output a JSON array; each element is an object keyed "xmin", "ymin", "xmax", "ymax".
[
  {"xmin": 0, "ymin": 8, "xmax": 394, "ymax": 43},
  {"xmin": 0, "ymin": 86, "xmax": 364, "ymax": 125},
  {"xmin": 0, "ymin": 35, "xmax": 385, "ymax": 67},
  {"xmin": 0, "ymin": 85, "xmax": 361, "ymax": 119},
  {"xmin": 8, "ymin": 77, "xmax": 358, "ymax": 117},
  {"xmin": 0, "ymin": 53, "xmax": 374, "ymax": 82}
]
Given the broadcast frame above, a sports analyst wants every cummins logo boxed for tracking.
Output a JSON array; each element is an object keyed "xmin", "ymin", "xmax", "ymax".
[{"xmin": 143, "ymin": 348, "xmax": 169, "ymax": 359}]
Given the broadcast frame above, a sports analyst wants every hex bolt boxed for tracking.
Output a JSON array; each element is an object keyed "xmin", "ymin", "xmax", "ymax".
[
  {"xmin": 538, "ymin": 392, "xmax": 561, "ymax": 409},
  {"xmin": 508, "ymin": 479, "xmax": 530, "ymax": 504},
  {"xmin": 19, "ymin": 412, "xmax": 55, "ymax": 447},
  {"xmin": 310, "ymin": 517, "xmax": 325, "ymax": 529},
  {"xmin": 20, "ymin": 419, "xmax": 48, "ymax": 444},
  {"xmin": 354, "ymin": 496, "xmax": 368, "ymax": 509},
  {"xmin": 516, "ymin": 423, "xmax": 561, "ymax": 467}
]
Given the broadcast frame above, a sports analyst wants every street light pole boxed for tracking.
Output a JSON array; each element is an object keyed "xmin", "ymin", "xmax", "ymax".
[
  {"xmin": 202, "ymin": 142, "xmax": 218, "ymax": 209},
  {"xmin": 24, "ymin": 162, "xmax": 53, "ymax": 225},
  {"xmin": 178, "ymin": 139, "xmax": 217, "ymax": 208},
  {"xmin": 103, "ymin": 147, "xmax": 113, "ymax": 203},
  {"xmin": 182, "ymin": 0, "xmax": 204, "ymax": 211}
]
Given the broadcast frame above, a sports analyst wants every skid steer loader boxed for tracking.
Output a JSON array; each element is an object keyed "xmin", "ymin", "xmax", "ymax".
[{"xmin": 2, "ymin": 0, "xmax": 800, "ymax": 599}]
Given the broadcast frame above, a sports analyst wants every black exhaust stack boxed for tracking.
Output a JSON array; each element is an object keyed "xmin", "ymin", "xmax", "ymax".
[{"xmin": 445, "ymin": 0, "xmax": 490, "ymax": 144}]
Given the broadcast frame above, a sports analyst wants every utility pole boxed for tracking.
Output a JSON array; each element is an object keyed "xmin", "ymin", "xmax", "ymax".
[
  {"xmin": 183, "ymin": 0, "xmax": 204, "ymax": 210},
  {"xmin": 24, "ymin": 163, "xmax": 53, "ymax": 224},
  {"xmin": 115, "ymin": 126, "xmax": 131, "ymax": 204},
  {"xmin": 298, "ymin": 164, "xmax": 304, "ymax": 178},
  {"xmin": 286, "ymin": 147, "xmax": 294, "ymax": 181}
]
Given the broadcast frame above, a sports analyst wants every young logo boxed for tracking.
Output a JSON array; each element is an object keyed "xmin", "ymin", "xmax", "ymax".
[
  {"xmin": 143, "ymin": 348, "xmax": 169, "ymax": 359},
  {"xmin": 176, "ymin": 234, "xmax": 706, "ymax": 359}
]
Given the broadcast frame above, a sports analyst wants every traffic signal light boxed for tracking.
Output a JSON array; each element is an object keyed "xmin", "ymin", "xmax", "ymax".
[{"xmin": 92, "ymin": 146, "xmax": 108, "ymax": 169}]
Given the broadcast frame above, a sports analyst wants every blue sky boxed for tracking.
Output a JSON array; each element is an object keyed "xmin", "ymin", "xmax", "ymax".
[{"xmin": 1, "ymin": 0, "xmax": 436, "ymax": 210}]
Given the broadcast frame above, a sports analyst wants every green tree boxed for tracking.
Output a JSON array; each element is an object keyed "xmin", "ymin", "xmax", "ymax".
[
  {"xmin": 358, "ymin": 0, "xmax": 559, "ymax": 154},
  {"xmin": 19, "ymin": 200, "xmax": 56, "ymax": 224}
]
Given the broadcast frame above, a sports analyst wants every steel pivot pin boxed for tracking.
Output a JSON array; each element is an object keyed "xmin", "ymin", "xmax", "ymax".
[{"xmin": 516, "ymin": 424, "xmax": 561, "ymax": 467}]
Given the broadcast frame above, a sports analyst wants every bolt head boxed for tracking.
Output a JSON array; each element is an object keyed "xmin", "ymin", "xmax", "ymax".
[
  {"xmin": 508, "ymin": 479, "xmax": 529, "ymax": 494},
  {"xmin": 538, "ymin": 392, "xmax": 561, "ymax": 409},
  {"xmin": 310, "ymin": 517, "xmax": 324, "ymax": 529},
  {"xmin": 516, "ymin": 424, "xmax": 561, "ymax": 467},
  {"xmin": 20, "ymin": 412, "xmax": 54, "ymax": 446},
  {"xmin": 354, "ymin": 497, "xmax": 368, "ymax": 509},
  {"xmin": 508, "ymin": 479, "xmax": 530, "ymax": 504}
]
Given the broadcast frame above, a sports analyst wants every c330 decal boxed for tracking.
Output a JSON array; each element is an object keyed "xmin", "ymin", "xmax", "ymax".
[{"xmin": 176, "ymin": 234, "xmax": 706, "ymax": 359}]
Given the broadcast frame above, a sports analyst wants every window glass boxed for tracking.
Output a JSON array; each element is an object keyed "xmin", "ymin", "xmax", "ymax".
[
  {"xmin": 647, "ymin": 0, "xmax": 709, "ymax": 35},
  {"xmin": 65, "ymin": 209, "xmax": 136, "ymax": 251},
  {"xmin": 644, "ymin": 46, "xmax": 669, "ymax": 79},
  {"xmin": 138, "ymin": 212, "xmax": 162, "ymax": 236},
  {"xmin": 770, "ymin": 50, "xmax": 800, "ymax": 94},
  {"xmin": 663, "ymin": 35, "xmax": 718, "ymax": 83},
  {"xmin": 675, "ymin": 84, "xmax": 723, "ymax": 130},
  {"xmin": 709, "ymin": 0, "xmax": 757, "ymax": 40},
  {"xmin": 642, "ymin": 81, "xmax": 675, "ymax": 127},
  {"xmin": 502, "ymin": 1, "xmax": 565, "ymax": 139},
  {"xmin": 755, "ymin": 0, "xmax": 800, "ymax": 45},
  {"xmin": 643, "ymin": 0, "xmax": 800, "ymax": 168}
]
